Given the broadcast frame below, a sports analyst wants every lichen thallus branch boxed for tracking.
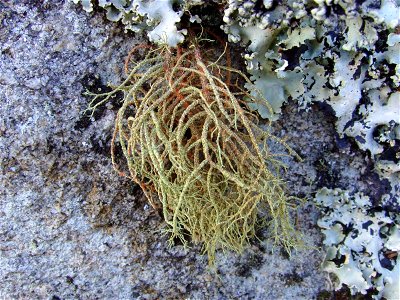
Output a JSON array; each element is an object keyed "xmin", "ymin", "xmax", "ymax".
[{"xmin": 85, "ymin": 37, "xmax": 303, "ymax": 264}]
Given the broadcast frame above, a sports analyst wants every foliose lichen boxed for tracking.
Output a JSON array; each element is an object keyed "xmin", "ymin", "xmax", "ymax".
[
  {"xmin": 221, "ymin": 0, "xmax": 400, "ymax": 202},
  {"xmin": 71, "ymin": 0, "xmax": 206, "ymax": 46},
  {"xmin": 316, "ymin": 187, "xmax": 399, "ymax": 299}
]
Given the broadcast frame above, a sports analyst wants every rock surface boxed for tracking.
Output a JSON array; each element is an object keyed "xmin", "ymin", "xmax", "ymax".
[{"xmin": 0, "ymin": 1, "xmax": 387, "ymax": 299}]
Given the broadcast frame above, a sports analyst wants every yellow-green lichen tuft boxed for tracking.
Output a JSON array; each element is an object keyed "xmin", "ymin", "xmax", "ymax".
[{"xmin": 86, "ymin": 39, "xmax": 301, "ymax": 264}]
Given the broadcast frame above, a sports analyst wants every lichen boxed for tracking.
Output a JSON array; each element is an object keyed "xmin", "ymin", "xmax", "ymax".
[
  {"xmin": 71, "ymin": 0, "xmax": 205, "ymax": 46},
  {"xmin": 85, "ymin": 40, "xmax": 301, "ymax": 264},
  {"xmin": 220, "ymin": 0, "xmax": 400, "ymax": 202},
  {"xmin": 316, "ymin": 187, "xmax": 399, "ymax": 299}
]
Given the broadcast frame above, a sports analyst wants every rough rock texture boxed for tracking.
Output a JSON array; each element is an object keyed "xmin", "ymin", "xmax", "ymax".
[{"xmin": 0, "ymin": 1, "xmax": 387, "ymax": 299}]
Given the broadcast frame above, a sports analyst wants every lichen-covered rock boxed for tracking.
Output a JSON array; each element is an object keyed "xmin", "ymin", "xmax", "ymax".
[
  {"xmin": 0, "ymin": 1, "xmax": 332, "ymax": 299},
  {"xmin": 2, "ymin": 0, "xmax": 398, "ymax": 298},
  {"xmin": 70, "ymin": 2, "xmax": 400, "ymax": 195}
]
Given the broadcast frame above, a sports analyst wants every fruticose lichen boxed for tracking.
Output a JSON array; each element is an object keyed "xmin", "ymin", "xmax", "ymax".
[
  {"xmin": 85, "ymin": 39, "xmax": 301, "ymax": 264},
  {"xmin": 316, "ymin": 188, "xmax": 399, "ymax": 299}
]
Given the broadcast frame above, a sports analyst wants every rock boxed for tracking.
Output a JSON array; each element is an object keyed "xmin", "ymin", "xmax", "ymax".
[{"xmin": 25, "ymin": 77, "xmax": 42, "ymax": 90}]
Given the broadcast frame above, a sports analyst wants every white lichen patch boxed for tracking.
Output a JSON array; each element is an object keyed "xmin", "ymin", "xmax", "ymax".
[{"xmin": 316, "ymin": 188, "xmax": 400, "ymax": 299}]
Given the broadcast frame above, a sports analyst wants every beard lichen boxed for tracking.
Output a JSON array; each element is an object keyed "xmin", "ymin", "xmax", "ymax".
[{"xmin": 86, "ymin": 38, "xmax": 301, "ymax": 264}]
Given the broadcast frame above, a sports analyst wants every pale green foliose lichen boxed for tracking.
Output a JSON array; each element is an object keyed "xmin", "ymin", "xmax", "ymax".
[
  {"xmin": 70, "ymin": 0, "xmax": 206, "ymax": 46},
  {"xmin": 316, "ymin": 188, "xmax": 400, "ymax": 299},
  {"xmin": 221, "ymin": 0, "xmax": 399, "ymax": 202}
]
